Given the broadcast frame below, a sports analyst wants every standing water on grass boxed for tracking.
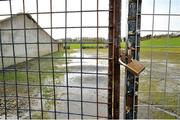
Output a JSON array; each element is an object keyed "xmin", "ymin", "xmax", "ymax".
[
  {"xmin": 0, "ymin": 49, "xmax": 180, "ymax": 119},
  {"xmin": 55, "ymin": 49, "xmax": 109, "ymax": 119}
]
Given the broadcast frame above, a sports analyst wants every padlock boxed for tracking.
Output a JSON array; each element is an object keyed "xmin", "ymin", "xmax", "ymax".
[
  {"xmin": 119, "ymin": 58, "xmax": 145, "ymax": 76},
  {"xmin": 119, "ymin": 49, "xmax": 132, "ymax": 63}
]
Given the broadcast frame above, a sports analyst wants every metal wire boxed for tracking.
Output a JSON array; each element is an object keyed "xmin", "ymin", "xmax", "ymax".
[
  {"xmin": 22, "ymin": 0, "xmax": 32, "ymax": 118},
  {"xmin": 0, "ymin": 27, "xmax": 7, "ymax": 119},
  {"xmin": 0, "ymin": 0, "xmax": 112, "ymax": 119},
  {"xmin": 9, "ymin": 0, "xmax": 19, "ymax": 118},
  {"xmin": 2, "ymin": 0, "xmax": 179, "ymax": 119},
  {"xmin": 80, "ymin": 0, "xmax": 83, "ymax": 119},
  {"xmin": 134, "ymin": 0, "xmax": 180, "ymax": 119},
  {"xmin": 50, "ymin": 0, "xmax": 57, "ymax": 118},
  {"xmin": 65, "ymin": 0, "xmax": 70, "ymax": 118},
  {"xmin": 147, "ymin": 0, "xmax": 155, "ymax": 118},
  {"xmin": 96, "ymin": 0, "xmax": 99, "ymax": 118},
  {"xmin": 35, "ymin": 0, "xmax": 44, "ymax": 118}
]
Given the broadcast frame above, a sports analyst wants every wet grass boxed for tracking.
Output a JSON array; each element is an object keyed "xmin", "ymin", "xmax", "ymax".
[
  {"xmin": 0, "ymin": 37, "xmax": 179, "ymax": 118},
  {"xmin": 136, "ymin": 37, "xmax": 180, "ymax": 118},
  {"xmin": 141, "ymin": 37, "xmax": 180, "ymax": 47},
  {"xmin": 122, "ymin": 37, "xmax": 180, "ymax": 47},
  {"xmin": 139, "ymin": 78, "xmax": 179, "ymax": 118},
  {"xmin": 140, "ymin": 37, "xmax": 180, "ymax": 61},
  {"xmin": 0, "ymin": 51, "xmax": 65, "ymax": 83},
  {"xmin": 0, "ymin": 51, "xmax": 65, "ymax": 118},
  {"xmin": 68, "ymin": 43, "xmax": 106, "ymax": 49},
  {"xmin": 121, "ymin": 37, "xmax": 180, "ymax": 49},
  {"xmin": 150, "ymin": 110, "xmax": 177, "ymax": 119}
]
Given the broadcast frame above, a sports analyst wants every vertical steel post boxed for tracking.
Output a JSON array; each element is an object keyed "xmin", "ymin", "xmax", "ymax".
[
  {"xmin": 125, "ymin": 0, "xmax": 142, "ymax": 119},
  {"xmin": 108, "ymin": 0, "xmax": 121, "ymax": 119},
  {"xmin": 108, "ymin": 0, "xmax": 113, "ymax": 118}
]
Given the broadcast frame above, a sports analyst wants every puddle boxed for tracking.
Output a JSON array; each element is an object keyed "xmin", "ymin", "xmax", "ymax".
[
  {"xmin": 55, "ymin": 49, "xmax": 109, "ymax": 118},
  {"xmin": 0, "ymin": 49, "xmax": 180, "ymax": 119}
]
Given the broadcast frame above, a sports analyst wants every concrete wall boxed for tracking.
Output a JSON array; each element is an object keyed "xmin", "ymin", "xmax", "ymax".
[{"xmin": 0, "ymin": 14, "xmax": 58, "ymax": 68}]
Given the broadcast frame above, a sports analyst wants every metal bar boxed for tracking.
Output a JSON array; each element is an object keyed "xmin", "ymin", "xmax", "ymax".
[
  {"xmin": 133, "ymin": 0, "xmax": 141, "ymax": 118},
  {"xmin": 108, "ymin": 0, "xmax": 121, "ymax": 118},
  {"xmin": 1, "ymin": 11, "xmax": 180, "ymax": 17},
  {"xmin": 8, "ymin": 0, "xmax": 19, "ymax": 118},
  {"xmin": 0, "ymin": 41, "xmax": 111, "ymax": 45},
  {"xmin": 35, "ymin": 0, "xmax": 44, "ymax": 118},
  {"xmin": 22, "ymin": 0, "xmax": 32, "ymax": 118},
  {"xmin": 163, "ymin": 0, "xmax": 172, "ymax": 112},
  {"xmin": 65, "ymin": 0, "xmax": 70, "ymax": 118},
  {"xmin": 80, "ymin": 0, "xmax": 83, "ymax": 119},
  {"xmin": 125, "ymin": 0, "xmax": 142, "ymax": 119},
  {"xmin": 0, "ymin": 29, "xmax": 7, "ymax": 119},
  {"xmin": 0, "ymin": 83, "xmax": 109, "ymax": 91},
  {"xmin": 50, "ymin": 0, "xmax": 57, "ymax": 118},
  {"xmin": 3, "ymin": 27, "xmax": 180, "ymax": 32},
  {"xmin": 0, "ymin": 10, "xmax": 110, "ymax": 16},
  {"xmin": 96, "ymin": 0, "xmax": 99, "ymax": 118},
  {"xmin": 0, "ymin": 26, "xmax": 110, "ymax": 31},
  {"xmin": 112, "ymin": 0, "xmax": 121, "ymax": 118},
  {"xmin": 0, "ymin": 0, "xmax": 111, "ymax": 119},
  {"xmin": 12, "ymin": 109, "xmax": 109, "ymax": 119},
  {"xmin": 0, "ymin": 94, "xmax": 108, "ymax": 104},
  {"xmin": 148, "ymin": 0, "xmax": 155, "ymax": 118},
  {"xmin": 0, "ymin": 70, "xmax": 109, "ymax": 75},
  {"xmin": 108, "ymin": 0, "xmax": 113, "ymax": 118}
]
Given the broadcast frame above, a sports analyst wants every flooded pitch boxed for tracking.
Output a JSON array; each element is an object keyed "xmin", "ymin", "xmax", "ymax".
[{"xmin": 0, "ymin": 49, "xmax": 179, "ymax": 119}]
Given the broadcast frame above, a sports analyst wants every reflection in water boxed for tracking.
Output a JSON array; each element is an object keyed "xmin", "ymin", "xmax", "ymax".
[{"xmin": 57, "ymin": 49, "xmax": 109, "ymax": 118}]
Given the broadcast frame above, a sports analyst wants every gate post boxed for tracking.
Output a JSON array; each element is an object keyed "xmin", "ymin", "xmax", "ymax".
[
  {"xmin": 108, "ymin": 0, "xmax": 121, "ymax": 119},
  {"xmin": 125, "ymin": 0, "xmax": 142, "ymax": 119}
]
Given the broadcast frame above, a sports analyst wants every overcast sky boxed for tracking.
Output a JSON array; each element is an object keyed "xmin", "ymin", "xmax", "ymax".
[{"xmin": 0, "ymin": 0, "xmax": 180, "ymax": 39}]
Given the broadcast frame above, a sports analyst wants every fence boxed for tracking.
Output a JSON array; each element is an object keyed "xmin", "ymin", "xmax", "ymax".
[
  {"xmin": 0, "ymin": 0, "xmax": 179, "ymax": 119},
  {"xmin": 0, "ymin": 0, "xmax": 119, "ymax": 119},
  {"xmin": 129, "ymin": 0, "xmax": 180, "ymax": 119}
]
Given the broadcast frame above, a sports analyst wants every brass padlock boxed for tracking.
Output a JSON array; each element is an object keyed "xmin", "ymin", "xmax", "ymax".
[
  {"xmin": 119, "ymin": 58, "xmax": 145, "ymax": 76},
  {"xmin": 120, "ymin": 49, "xmax": 132, "ymax": 63}
]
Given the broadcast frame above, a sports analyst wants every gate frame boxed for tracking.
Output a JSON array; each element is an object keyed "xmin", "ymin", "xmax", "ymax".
[
  {"xmin": 108, "ymin": 0, "xmax": 121, "ymax": 119},
  {"xmin": 125, "ymin": 0, "xmax": 142, "ymax": 119}
]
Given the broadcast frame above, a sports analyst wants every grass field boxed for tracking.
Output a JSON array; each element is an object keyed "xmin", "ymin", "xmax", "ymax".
[
  {"xmin": 141, "ymin": 37, "xmax": 180, "ymax": 47},
  {"xmin": 1, "ymin": 37, "xmax": 179, "ymax": 82},
  {"xmin": 139, "ymin": 37, "xmax": 180, "ymax": 62},
  {"xmin": 138, "ymin": 37, "xmax": 180, "ymax": 118},
  {"xmin": 121, "ymin": 37, "xmax": 180, "ymax": 51},
  {"xmin": 67, "ymin": 37, "xmax": 180, "ymax": 52},
  {"xmin": 0, "ymin": 37, "xmax": 179, "ymax": 118},
  {"xmin": 120, "ymin": 37, "xmax": 180, "ymax": 62},
  {"xmin": 120, "ymin": 37, "xmax": 180, "ymax": 118},
  {"xmin": 0, "ymin": 51, "xmax": 65, "ymax": 83},
  {"xmin": 140, "ymin": 37, "xmax": 180, "ymax": 53},
  {"xmin": 65, "ymin": 43, "xmax": 106, "ymax": 49}
]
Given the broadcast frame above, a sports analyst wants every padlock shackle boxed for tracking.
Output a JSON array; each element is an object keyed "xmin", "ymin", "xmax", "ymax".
[{"xmin": 119, "ymin": 58, "xmax": 128, "ymax": 67}]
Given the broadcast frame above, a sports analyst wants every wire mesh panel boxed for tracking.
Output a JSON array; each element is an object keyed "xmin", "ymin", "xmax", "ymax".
[
  {"xmin": 125, "ymin": 0, "xmax": 180, "ymax": 119},
  {"xmin": 0, "ymin": 0, "xmax": 118, "ymax": 119},
  {"xmin": 2, "ymin": 0, "xmax": 179, "ymax": 119}
]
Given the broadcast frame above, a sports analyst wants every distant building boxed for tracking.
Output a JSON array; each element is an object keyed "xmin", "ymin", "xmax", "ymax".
[{"xmin": 0, "ymin": 13, "xmax": 58, "ymax": 68}]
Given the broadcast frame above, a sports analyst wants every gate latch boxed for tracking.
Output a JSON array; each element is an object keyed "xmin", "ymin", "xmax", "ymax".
[{"xmin": 119, "ymin": 49, "xmax": 145, "ymax": 76}]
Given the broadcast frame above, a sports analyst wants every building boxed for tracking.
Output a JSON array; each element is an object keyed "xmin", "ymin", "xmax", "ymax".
[{"xmin": 0, "ymin": 13, "xmax": 58, "ymax": 68}]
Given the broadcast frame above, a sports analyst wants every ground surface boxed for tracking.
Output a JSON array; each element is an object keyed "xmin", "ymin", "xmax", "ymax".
[{"xmin": 0, "ymin": 37, "xmax": 180, "ymax": 119}]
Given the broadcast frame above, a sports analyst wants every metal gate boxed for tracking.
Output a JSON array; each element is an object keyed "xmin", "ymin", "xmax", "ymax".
[
  {"xmin": 0, "ymin": 0, "xmax": 121, "ymax": 119},
  {"xmin": 125, "ymin": 0, "xmax": 180, "ymax": 119},
  {"xmin": 0, "ymin": 0, "xmax": 180, "ymax": 119}
]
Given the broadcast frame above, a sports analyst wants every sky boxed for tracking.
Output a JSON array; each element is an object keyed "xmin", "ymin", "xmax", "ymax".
[{"xmin": 0, "ymin": 0, "xmax": 180, "ymax": 39}]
